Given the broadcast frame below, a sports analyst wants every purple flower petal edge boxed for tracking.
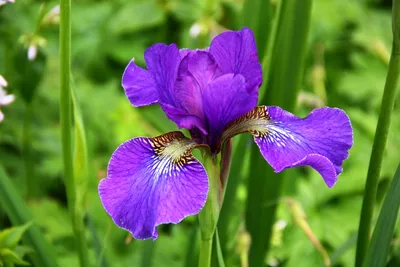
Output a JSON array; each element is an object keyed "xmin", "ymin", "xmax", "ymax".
[
  {"xmin": 122, "ymin": 58, "xmax": 158, "ymax": 107},
  {"xmin": 98, "ymin": 132, "xmax": 209, "ymax": 239},
  {"xmin": 209, "ymin": 27, "xmax": 262, "ymax": 94},
  {"xmin": 254, "ymin": 106, "xmax": 353, "ymax": 187},
  {"xmin": 220, "ymin": 106, "xmax": 353, "ymax": 187}
]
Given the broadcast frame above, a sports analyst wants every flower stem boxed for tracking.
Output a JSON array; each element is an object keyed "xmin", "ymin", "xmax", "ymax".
[
  {"xmin": 199, "ymin": 237, "xmax": 213, "ymax": 267},
  {"xmin": 355, "ymin": 1, "xmax": 400, "ymax": 266},
  {"xmin": 198, "ymin": 154, "xmax": 221, "ymax": 267},
  {"xmin": 60, "ymin": 0, "xmax": 89, "ymax": 266}
]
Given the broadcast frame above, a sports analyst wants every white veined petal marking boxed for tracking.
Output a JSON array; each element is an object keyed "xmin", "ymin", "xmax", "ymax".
[
  {"xmin": 219, "ymin": 106, "xmax": 301, "ymax": 151},
  {"xmin": 146, "ymin": 132, "xmax": 199, "ymax": 180},
  {"xmin": 255, "ymin": 123, "xmax": 301, "ymax": 148}
]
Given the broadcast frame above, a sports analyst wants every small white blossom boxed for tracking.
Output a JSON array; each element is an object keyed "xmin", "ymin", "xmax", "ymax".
[
  {"xmin": 275, "ymin": 219, "xmax": 287, "ymax": 230},
  {"xmin": 0, "ymin": 0, "xmax": 15, "ymax": 6},
  {"xmin": 0, "ymin": 75, "xmax": 7, "ymax": 87},
  {"xmin": 28, "ymin": 44, "xmax": 38, "ymax": 61},
  {"xmin": 0, "ymin": 75, "xmax": 15, "ymax": 122},
  {"xmin": 189, "ymin": 23, "xmax": 202, "ymax": 38},
  {"xmin": 43, "ymin": 5, "xmax": 60, "ymax": 25}
]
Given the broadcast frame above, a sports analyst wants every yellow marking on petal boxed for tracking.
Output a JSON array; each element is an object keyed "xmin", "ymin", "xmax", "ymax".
[
  {"xmin": 148, "ymin": 132, "xmax": 200, "ymax": 174},
  {"xmin": 219, "ymin": 106, "xmax": 272, "ymax": 150}
]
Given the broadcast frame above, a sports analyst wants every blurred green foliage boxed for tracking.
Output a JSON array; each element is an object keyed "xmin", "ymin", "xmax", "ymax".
[
  {"xmin": 0, "ymin": 222, "xmax": 32, "ymax": 267},
  {"xmin": 0, "ymin": 0, "xmax": 399, "ymax": 266}
]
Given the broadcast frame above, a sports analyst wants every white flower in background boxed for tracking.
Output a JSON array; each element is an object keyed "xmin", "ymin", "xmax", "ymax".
[
  {"xmin": 0, "ymin": 0, "xmax": 15, "ymax": 6},
  {"xmin": 20, "ymin": 34, "xmax": 46, "ymax": 61},
  {"xmin": 43, "ymin": 5, "xmax": 60, "ymax": 25},
  {"xmin": 189, "ymin": 23, "xmax": 202, "ymax": 38},
  {"xmin": 0, "ymin": 75, "xmax": 15, "ymax": 122},
  {"xmin": 28, "ymin": 44, "xmax": 37, "ymax": 61}
]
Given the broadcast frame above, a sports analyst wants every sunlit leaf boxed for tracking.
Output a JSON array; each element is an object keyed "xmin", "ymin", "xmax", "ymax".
[
  {"xmin": 0, "ymin": 248, "xmax": 29, "ymax": 266},
  {"xmin": 0, "ymin": 222, "xmax": 32, "ymax": 249}
]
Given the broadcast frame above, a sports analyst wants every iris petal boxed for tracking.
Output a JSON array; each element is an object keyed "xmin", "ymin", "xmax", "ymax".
[
  {"xmin": 209, "ymin": 27, "xmax": 262, "ymax": 94},
  {"xmin": 160, "ymin": 103, "xmax": 208, "ymax": 134},
  {"xmin": 98, "ymin": 132, "xmax": 209, "ymax": 240},
  {"xmin": 174, "ymin": 51, "xmax": 220, "ymax": 122},
  {"xmin": 144, "ymin": 43, "xmax": 181, "ymax": 105},
  {"xmin": 202, "ymin": 73, "xmax": 258, "ymax": 148},
  {"xmin": 122, "ymin": 58, "xmax": 158, "ymax": 106},
  {"xmin": 221, "ymin": 106, "xmax": 353, "ymax": 187}
]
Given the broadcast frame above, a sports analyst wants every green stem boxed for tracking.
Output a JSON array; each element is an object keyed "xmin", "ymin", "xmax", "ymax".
[
  {"xmin": 60, "ymin": 1, "xmax": 89, "ymax": 266},
  {"xmin": 199, "ymin": 238, "xmax": 213, "ymax": 267},
  {"xmin": 355, "ymin": 1, "xmax": 400, "ymax": 266},
  {"xmin": 220, "ymin": 140, "xmax": 233, "ymax": 201},
  {"xmin": 198, "ymin": 154, "xmax": 221, "ymax": 267},
  {"xmin": 23, "ymin": 102, "xmax": 34, "ymax": 198}
]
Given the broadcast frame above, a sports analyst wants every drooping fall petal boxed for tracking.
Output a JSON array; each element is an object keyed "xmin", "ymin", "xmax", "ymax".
[
  {"xmin": 221, "ymin": 106, "xmax": 353, "ymax": 187},
  {"xmin": 98, "ymin": 132, "xmax": 209, "ymax": 239}
]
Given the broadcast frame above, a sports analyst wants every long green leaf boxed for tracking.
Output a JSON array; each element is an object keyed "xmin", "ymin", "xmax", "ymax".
[
  {"xmin": 245, "ymin": 1, "xmax": 313, "ymax": 266},
  {"xmin": 71, "ymin": 79, "xmax": 90, "ymax": 267},
  {"xmin": 355, "ymin": 1, "xmax": 400, "ymax": 266},
  {"xmin": 241, "ymin": 0, "xmax": 274, "ymax": 59},
  {"xmin": 363, "ymin": 164, "xmax": 400, "ymax": 267},
  {"xmin": 0, "ymin": 167, "xmax": 59, "ymax": 267},
  {"xmin": 214, "ymin": 229, "xmax": 226, "ymax": 267}
]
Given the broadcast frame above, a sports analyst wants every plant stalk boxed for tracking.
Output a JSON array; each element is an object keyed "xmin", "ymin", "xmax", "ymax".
[
  {"xmin": 355, "ymin": 1, "xmax": 400, "ymax": 266},
  {"xmin": 198, "ymin": 154, "xmax": 222, "ymax": 267},
  {"xmin": 60, "ymin": 0, "xmax": 89, "ymax": 266},
  {"xmin": 199, "ymin": 237, "xmax": 213, "ymax": 267}
]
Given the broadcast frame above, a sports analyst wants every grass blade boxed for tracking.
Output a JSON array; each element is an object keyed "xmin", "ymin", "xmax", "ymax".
[
  {"xmin": 241, "ymin": 0, "xmax": 274, "ymax": 59},
  {"xmin": 355, "ymin": 1, "xmax": 400, "ymax": 265},
  {"xmin": 71, "ymin": 79, "xmax": 90, "ymax": 267},
  {"xmin": 363, "ymin": 164, "xmax": 400, "ymax": 267},
  {"xmin": 214, "ymin": 229, "xmax": 226, "ymax": 267},
  {"xmin": 0, "ymin": 167, "xmax": 59, "ymax": 267}
]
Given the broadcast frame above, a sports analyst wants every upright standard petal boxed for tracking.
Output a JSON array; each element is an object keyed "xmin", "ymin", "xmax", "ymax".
[
  {"xmin": 209, "ymin": 28, "xmax": 262, "ymax": 94},
  {"xmin": 202, "ymin": 73, "xmax": 258, "ymax": 148},
  {"xmin": 98, "ymin": 132, "xmax": 208, "ymax": 240},
  {"xmin": 172, "ymin": 51, "xmax": 221, "ymax": 132},
  {"xmin": 144, "ymin": 43, "xmax": 181, "ymax": 106},
  {"xmin": 221, "ymin": 106, "xmax": 353, "ymax": 187},
  {"xmin": 122, "ymin": 58, "xmax": 158, "ymax": 106}
]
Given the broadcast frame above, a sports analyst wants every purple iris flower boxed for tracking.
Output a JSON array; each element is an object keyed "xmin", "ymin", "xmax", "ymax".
[{"xmin": 98, "ymin": 28, "xmax": 353, "ymax": 240}]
